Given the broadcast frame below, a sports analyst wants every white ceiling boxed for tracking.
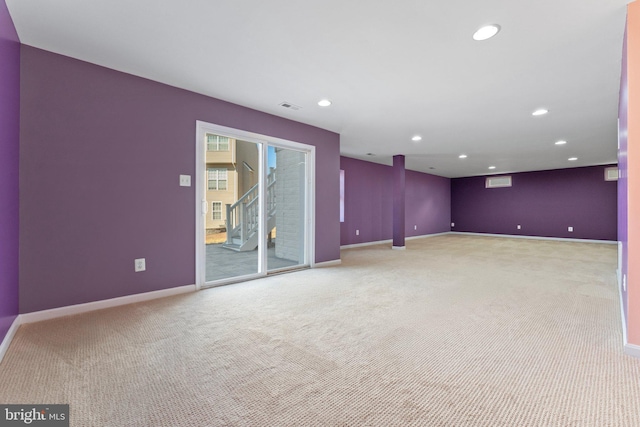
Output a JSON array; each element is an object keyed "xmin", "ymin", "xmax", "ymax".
[{"xmin": 7, "ymin": 0, "xmax": 630, "ymax": 178}]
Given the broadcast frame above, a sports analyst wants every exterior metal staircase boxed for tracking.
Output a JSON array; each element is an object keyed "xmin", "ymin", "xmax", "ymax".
[{"xmin": 222, "ymin": 169, "xmax": 276, "ymax": 252}]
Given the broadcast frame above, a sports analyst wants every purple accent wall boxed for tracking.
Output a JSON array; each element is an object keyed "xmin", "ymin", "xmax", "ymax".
[
  {"xmin": 451, "ymin": 165, "xmax": 618, "ymax": 241},
  {"xmin": 393, "ymin": 155, "xmax": 406, "ymax": 247},
  {"xmin": 19, "ymin": 46, "xmax": 340, "ymax": 314},
  {"xmin": 340, "ymin": 156, "xmax": 451, "ymax": 246},
  {"xmin": 340, "ymin": 157, "xmax": 392, "ymax": 245},
  {"xmin": 619, "ymin": 23, "xmax": 629, "ymax": 325},
  {"xmin": 405, "ymin": 170, "xmax": 452, "ymax": 237},
  {"xmin": 0, "ymin": 0, "xmax": 20, "ymax": 341}
]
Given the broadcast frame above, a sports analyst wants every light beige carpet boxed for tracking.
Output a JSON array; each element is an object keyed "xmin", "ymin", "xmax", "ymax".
[{"xmin": 1, "ymin": 234, "xmax": 639, "ymax": 426}]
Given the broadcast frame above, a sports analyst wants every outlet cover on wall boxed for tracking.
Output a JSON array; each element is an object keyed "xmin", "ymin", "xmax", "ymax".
[
  {"xmin": 179, "ymin": 175, "xmax": 191, "ymax": 187},
  {"xmin": 568, "ymin": 226, "xmax": 573, "ymax": 232},
  {"xmin": 134, "ymin": 258, "xmax": 146, "ymax": 272},
  {"xmin": 517, "ymin": 225, "xmax": 521, "ymax": 230},
  {"xmin": 451, "ymin": 222, "xmax": 455, "ymax": 227},
  {"xmin": 356, "ymin": 229, "xmax": 359, "ymax": 236},
  {"xmin": 414, "ymin": 225, "xmax": 417, "ymax": 230}
]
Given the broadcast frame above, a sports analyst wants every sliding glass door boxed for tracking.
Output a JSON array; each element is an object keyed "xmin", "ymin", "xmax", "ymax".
[
  {"xmin": 196, "ymin": 122, "xmax": 313, "ymax": 288},
  {"xmin": 203, "ymin": 135, "xmax": 261, "ymax": 282},
  {"xmin": 266, "ymin": 146, "xmax": 307, "ymax": 272}
]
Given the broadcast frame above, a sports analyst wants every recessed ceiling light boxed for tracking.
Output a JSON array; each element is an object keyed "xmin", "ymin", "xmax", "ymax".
[
  {"xmin": 532, "ymin": 108, "xmax": 549, "ymax": 116},
  {"xmin": 318, "ymin": 99, "xmax": 332, "ymax": 107},
  {"xmin": 459, "ymin": 154, "xmax": 468, "ymax": 159},
  {"xmin": 568, "ymin": 157, "xmax": 578, "ymax": 161},
  {"xmin": 488, "ymin": 166, "xmax": 496, "ymax": 170},
  {"xmin": 411, "ymin": 135, "xmax": 422, "ymax": 142},
  {"xmin": 555, "ymin": 140, "xmax": 567, "ymax": 145},
  {"xmin": 473, "ymin": 24, "xmax": 501, "ymax": 41}
]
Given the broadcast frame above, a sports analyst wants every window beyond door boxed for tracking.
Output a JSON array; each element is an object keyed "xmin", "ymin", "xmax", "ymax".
[
  {"xmin": 207, "ymin": 168, "xmax": 228, "ymax": 190},
  {"xmin": 207, "ymin": 134, "xmax": 230, "ymax": 151},
  {"xmin": 211, "ymin": 202, "xmax": 222, "ymax": 220}
]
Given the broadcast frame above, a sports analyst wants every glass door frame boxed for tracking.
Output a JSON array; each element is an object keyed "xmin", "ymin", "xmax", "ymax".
[{"xmin": 194, "ymin": 121, "xmax": 315, "ymax": 290}]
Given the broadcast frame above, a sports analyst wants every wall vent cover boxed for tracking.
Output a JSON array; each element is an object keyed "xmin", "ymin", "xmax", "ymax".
[
  {"xmin": 486, "ymin": 176, "xmax": 512, "ymax": 188},
  {"xmin": 605, "ymin": 167, "xmax": 619, "ymax": 181}
]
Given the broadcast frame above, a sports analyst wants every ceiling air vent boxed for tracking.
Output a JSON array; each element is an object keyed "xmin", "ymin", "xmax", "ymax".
[
  {"xmin": 485, "ymin": 175, "xmax": 512, "ymax": 188},
  {"xmin": 605, "ymin": 167, "xmax": 618, "ymax": 181},
  {"xmin": 279, "ymin": 101, "xmax": 301, "ymax": 111}
]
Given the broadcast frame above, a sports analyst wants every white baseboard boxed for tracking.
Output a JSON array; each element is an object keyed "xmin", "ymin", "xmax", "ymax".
[
  {"xmin": 406, "ymin": 232, "xmax": 451, "ymax": 241},
  {"xmin": 20, "ymin": 284, "xmax": 197, "ymax": 325},
  {"xmin": 313, "ymin": 259, "xmax": 342, "ymax": 268},
  {"xmin": 341, "ymin": 239, "xmax": 393, "ymax": 250},
  {"xmin": 0, "ymin": 316, "xmax": 21, "ymax": 365},
  {"xmin": 619, "ymin": 273, "xmax": 628, "ymax": 343},
  {"xmin": 450, "ymin": 231, "xmax": 617, "ymax": 244},
  {"xmin": 617, "ymin": 271, "xmax": 635, "ymax": 358},
  {"xmin": 341, "ymin": 232, "xmax": 452, "ymax": 250},
  {"xmin": 615, "ymin": 253, "xmax": 640, "ymax": 359},
  {"xmin": 617, "ymin": 242, "xmax": 623, "ymax": 292},
  {"xmin": 624, "ymin": 342, "xmax": 640, "ymax": 358}
]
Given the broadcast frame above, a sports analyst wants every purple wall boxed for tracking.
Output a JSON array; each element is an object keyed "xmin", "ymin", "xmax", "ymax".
[
  {"xmin": 405, "ymin": 170, "xmax": 451, "ymax": 237},
  {"xmin": 619, "ymin": 23, "xmax": 629, "ymax": 324},
  {"xmin": 451, "ymin": 165, "xmax": 618, "ymax": 241},
  {"xmin": 340, "ymin": 156, "xmax": 451, "ymax": 246},
  {"xmin": 19, "ymin": 46, "xmax": 340, "ymax": 314},
  {"xmin": 0, "ymin": 0, "xmax": 20, "ymax": 341},
  {"xmin": 340, "ymin": 157, "xmax": 392, "ymax": 245}
]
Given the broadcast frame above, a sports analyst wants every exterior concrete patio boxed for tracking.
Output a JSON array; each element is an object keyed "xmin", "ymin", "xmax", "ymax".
[{"xmin": 205, "ymin": 243, "xmax": 300, "ymax": 282}]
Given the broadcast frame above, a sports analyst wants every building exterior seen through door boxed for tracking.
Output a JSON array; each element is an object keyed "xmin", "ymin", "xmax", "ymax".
[{"xmin": 269, "ymin": 146, "xmax": 307, "ymax": 272}]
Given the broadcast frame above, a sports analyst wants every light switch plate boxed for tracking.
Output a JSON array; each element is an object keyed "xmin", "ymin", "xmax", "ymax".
[{"xmin": 179, "ymin": 175, "xmax": 191, "ymax": 187}]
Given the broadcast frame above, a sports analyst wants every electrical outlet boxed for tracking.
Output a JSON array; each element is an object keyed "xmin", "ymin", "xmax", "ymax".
[
  {"xmin": 179, "ymin": 175, "xmax": 191, "ymax": 187},
  {"xmin": 568, "ymin": 226, "xmax": 573, "ymax": 232},
  {"xmin": 134, "ymin": 258, "xmax": 146, "ymax": 272},
  {"xmin": 451, "ymin": 222, "xmax": 455, "ymax": 227},
  {"xmin": 414, "ymin": 225, "xmax": 417, "ymax": 230},
  {"xmin": 517, "ymin": 225, "xmax": 521, "ymax": 230},
  {"xmin": 356, "ymin": 229, "xmax": 359, "ymax": 236}
]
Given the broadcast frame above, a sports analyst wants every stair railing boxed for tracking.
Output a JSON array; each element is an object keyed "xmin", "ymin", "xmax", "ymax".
[
  {"xmin": 225, "ymin": 168, "xmax": 277, "ymax": 248},
  {"xmin": 225, "ymin": 183, "xmax": 258, "ymax": 245},
  {"xmin": 267, "ymin": 169, "xmax": 276, "ymax": 219}
]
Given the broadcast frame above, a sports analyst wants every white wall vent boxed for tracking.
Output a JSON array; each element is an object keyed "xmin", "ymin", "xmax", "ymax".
[
  {"xmin": 605, "ymin": 167, "xmax": 619, "ymax": 181},
  {"xmin": 485, "ymin": 176, "xmax": 512, "ymax": 188}
]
